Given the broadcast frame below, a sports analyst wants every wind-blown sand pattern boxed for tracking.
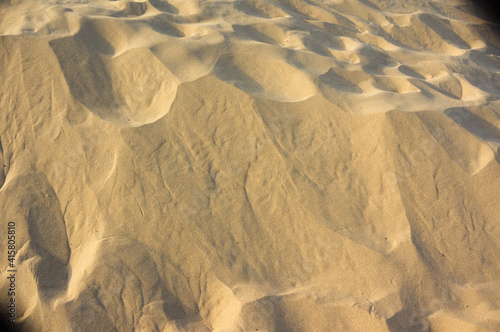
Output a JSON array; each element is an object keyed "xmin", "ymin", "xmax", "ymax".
[{"xmin": 0, "ymin": 0, "xmax": 499, "ymax": 331}]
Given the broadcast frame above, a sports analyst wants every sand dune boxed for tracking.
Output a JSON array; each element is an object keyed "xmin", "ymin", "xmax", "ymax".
[{"xmin": 1, "ymin": 0, "xmax": 500, "ymax": 331}]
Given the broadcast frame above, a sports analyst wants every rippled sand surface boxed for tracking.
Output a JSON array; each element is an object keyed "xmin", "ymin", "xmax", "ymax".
[{"xmin": 1, "ymin": 0, "xmax": 500, "ymax": 331}]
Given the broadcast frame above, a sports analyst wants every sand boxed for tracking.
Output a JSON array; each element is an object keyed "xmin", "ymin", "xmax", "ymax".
[{"xmin": 0, "ymin": 0, "xmax": 499, "ymax": 331}]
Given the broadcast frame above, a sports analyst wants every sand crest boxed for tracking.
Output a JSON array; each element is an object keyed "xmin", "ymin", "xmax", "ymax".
[{"xmin": 1, "ymin": 0, "xmax": 499, "ymax": 331}]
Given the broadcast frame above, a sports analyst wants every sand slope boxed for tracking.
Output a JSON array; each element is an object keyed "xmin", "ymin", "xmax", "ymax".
[{"xmin": 1, "ymin": 0, "xmax": 500, "ymax": 331}]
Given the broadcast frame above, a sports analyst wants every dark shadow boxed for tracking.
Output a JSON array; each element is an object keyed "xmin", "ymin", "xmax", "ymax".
[
  {"xmin": 0, "ymin": 137, "xmax": 5, "ymax": 190},
  {"xmin": 241, "ymin": 295, "xmax": 293, "ymax": 332},
  {"xmin": 76, "ymin": 19, "xmax": 115, "ymax": 56},
  {"xmin": 410, "ymin": 81, "xmax": 437, "ymax": 100},
  {"xmin": 468, "ymin": 49, "xmax": 500, "ymax": 72},
  {"xmin": 310, "ymin": 30, "xmax": 348, "ymax": 50},
  {"xmin": 419, "ymin": 13, "xmax": 470, "ymax": 49},
  {"xmin": 212, "ymin": 55, "xmax": 264, "ymax": 95},
  {"xmin": 112, "ymin": 2, "xmax": 149, "ymax": 17},
  {"xmin": 49, "ymin": 36, "xmax": 123, "ymax": 122},
  {"xmin": 234, "ymin": 0, "xmax": 275, "ymax": 19},
  {"xmin": 387, "ymin": 307, "xmax": 430, "ymax": 332},
  {"xmin": 232, "ymin": 24, "xmax": 278, "ymax": 45},
  {"xmin": 319, "ymin": 68, "xmax": 363, "ymax": 93},
  {"xmin": 270, "ymin": 297, "xmax": 295, "ymax": 332},
  {"xmin": 128, "ymin": 2, "xmax": 148, "ymax": 16},
  {"xmin": 418, "ymin": 79, "xmax": 459, "ymax": 99},
  {"xmin": 398, "ymin": 65, "xmax": 426, "ymax": 80},
  {"xmin": 359, "ymin": 46, "xmax": 399, "ymax": 75},
  {"xmin": 0, "ymin": 312, "xmax": 27, "ymax": 332},
  {"xmin": 445, "ymin": 107, "xmax": 500, "ymax": 144},
  {"xmin": 319, "ymin": 21, "xmax": 358, "ymax": 36},
  {"xmin": 0, "ymin": 296, "xmax": 30, "ymax": 332},
  {"xmin": 302, "ymin": 36, "xmax": 334, "ymax": 57},
  {"xmin": 469, "ymin": 0, "xmax": 500, "ymax": 25},
  {"xmin": 147, "ymin": 13, "xmax": 185, "ymax": 37},
  {"xmin": 357, "ymin": 0, "xmax": 382, "ymax": 11},
  {"xmin": 149, "ymin": 0, "xmax": 179, "ymax": 14},
  {"xmin": 162, "ymin": 296, "xmax": 192, "ymax": 322}
]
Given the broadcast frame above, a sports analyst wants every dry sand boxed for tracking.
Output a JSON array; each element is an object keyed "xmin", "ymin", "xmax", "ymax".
[{"xmin": 1, "ymin": 0, "xmax": 500, "ymax": 331}]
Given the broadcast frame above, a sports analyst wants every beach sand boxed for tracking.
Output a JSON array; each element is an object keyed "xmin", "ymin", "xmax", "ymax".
[{"xmin": 0, "ymin": 0, "xmax": 499, "ymax": 331}]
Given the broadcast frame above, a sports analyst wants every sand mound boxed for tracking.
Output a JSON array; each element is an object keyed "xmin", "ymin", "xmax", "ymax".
[{"xmin": 1, "ymin": 0, "xmax": 500, "ymax": 331}]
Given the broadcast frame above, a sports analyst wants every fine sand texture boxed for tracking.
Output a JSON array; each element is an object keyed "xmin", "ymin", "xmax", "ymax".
[{"xmin": 1, "ymin": 0, "xmax": 500, "ymax": 331}]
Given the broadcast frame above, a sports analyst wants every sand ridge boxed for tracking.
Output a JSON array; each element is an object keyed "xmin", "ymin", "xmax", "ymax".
[
  {"xmin": 1, "ymin": 0, "xmax": 500, "ymax": 331},
  {"xmin": 1, "ymin": 0, "xmax": 499, "ymax": 123}
]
